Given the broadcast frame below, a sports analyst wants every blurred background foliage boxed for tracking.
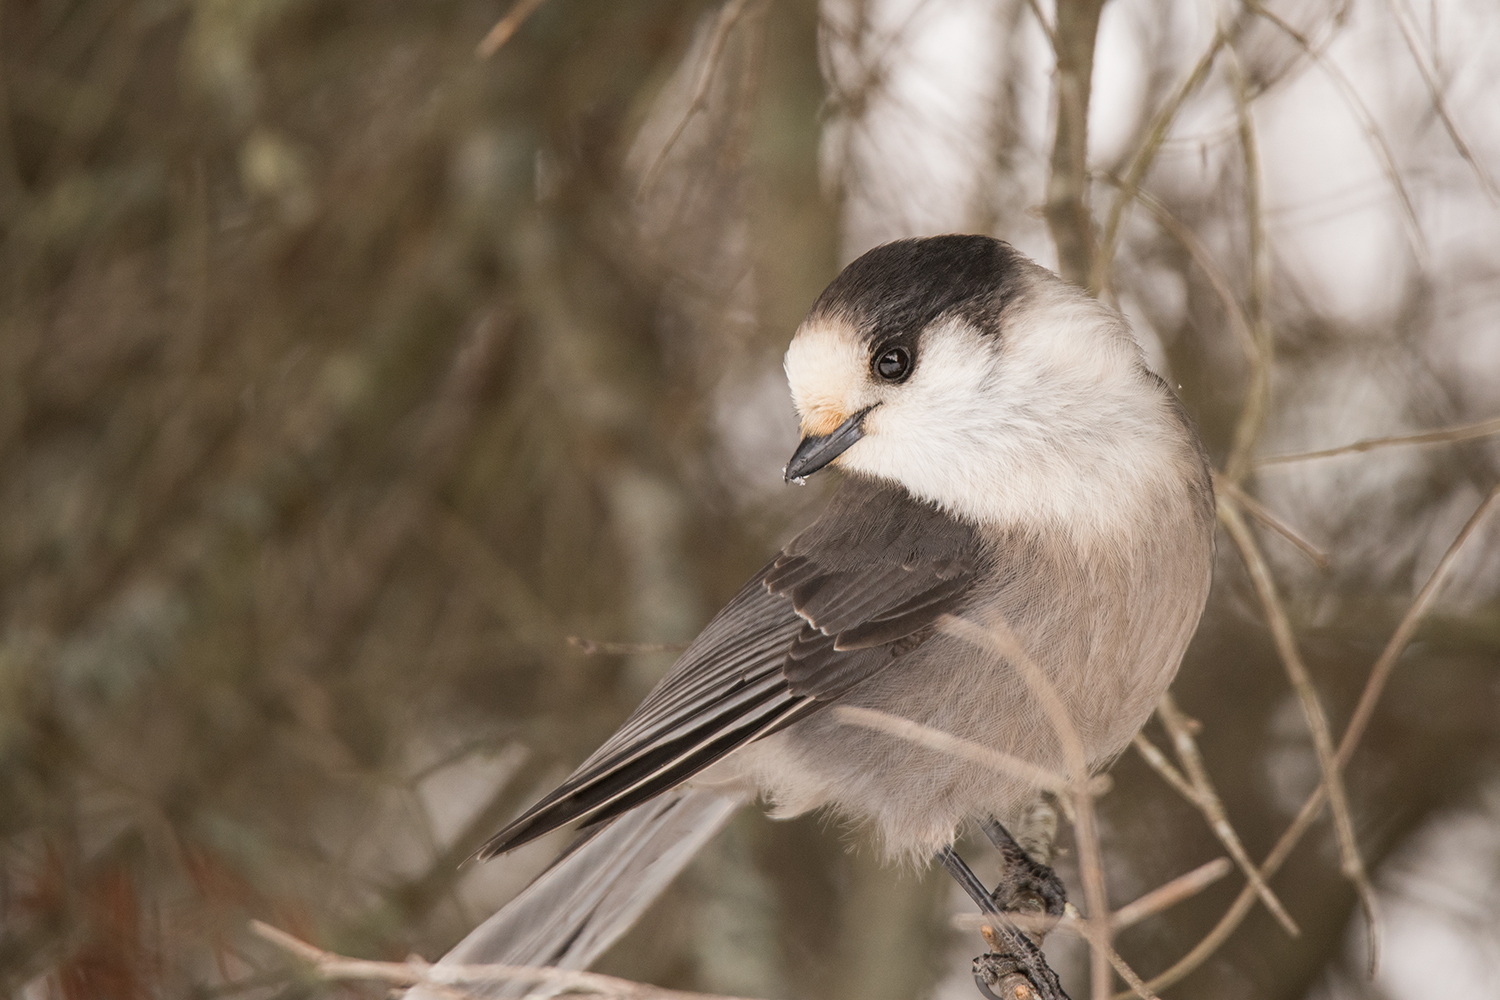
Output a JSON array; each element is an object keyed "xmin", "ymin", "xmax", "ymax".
[{"xmin": 0, "ymin": 1, "xmax": 1497, "ymax": 999}]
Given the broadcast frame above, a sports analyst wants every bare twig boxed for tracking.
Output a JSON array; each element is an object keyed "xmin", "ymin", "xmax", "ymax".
[
  {"xmin": 476, "ymin": 0, "xmax": 550, "ymax": 59},
  {"xmin": 955, "ymin": 856, "xmax": 1233, "ymax": 936},
  {"xmin": 831, "ymin": 705, "xmax": 1106, "ymax": 798},
  {"xmin": 1214, "ymin": 476, "xmax": 1331, "ymax": 569},
  {"xmin": 639, "ymin": 0, "xmax": 755, "ymax": 197},
  {"xmin": 1091, "ymin": 916, "xmax": 1161, "ymax": 1000},
  {"xmin": 1156, "ymin": 694, "xmax": 1300, "ymax": 936},
  {"xmin": 1247, "ymin": 2, "xmax": 1430, "ymax": 266},
  {"xmin": 1109, "ymin": 857, "xmax": 1233, "ymax": 931},
  {"xmin": 1385, "ymin": 0, "xmax": 1499, "ymax": 202},
  {"xmin": 250, "ymin": 920, "xmax": 755, "ymax": 1000},
  {"xmin": 1255, "ymin": 415, "xmax": 1500, "ymax": 466},
  {"xmin": 1093, "ymin": 26, "xmax": 1233, "ymax": 299},
  {"xmin": 939, "ymin": 613, "xmax": 1111, "ymax": 1000},
  {"xmin": 1044, "ymin": 0, "xmax": 1108, "ymax": 290},
  {"xmin": 1130, "ymin": 733, "xmax": 1198, "ymax": 804},
  {"xmin": 1134, "ymin": 483, "xmax": 1500, "ymax": 995},
  {"xmin": 1100, "ymin": 180, "xmax": 1258, "ymax": 370},
  {"xmin": 1222, "ymin": 50, "xmax": 1272, "ymax": 484},
  {"xmin": 1218, "ymin": 496, "xmax": 1379, "ymax": 968},
  {"xmin": 1341, "ymin": 482, "xmax": 1500, "ymax": 762}
]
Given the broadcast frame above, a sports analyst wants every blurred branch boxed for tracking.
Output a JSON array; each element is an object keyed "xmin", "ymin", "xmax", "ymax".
[
  {"xmin": 955, "ymin": 857, "xmax": 1233, "ymax": 936},
  {"xmin": 1217, "ymin": 496, "xmax": 1380, "ymax": 968},
  {"xmin": 1246, "ymin": 1, "xmax": 1430, "ymax": 266},
  {"xmin": 1021, "ymin": 0, "xmax": 1058, "ymax": 52},
  {"xmin": 1081, "ymin": 917, "xmax": 1159, "ymax": 1000},
  {"xmin": 1214, "ymin": 476, "xmax": 1330, "ymax": 569},
  {"xmin": 380, "ymin": 745, "xmax": 545, "ymax": 929},
  {"xmin": 639, "ymin": 0, "xmax": 760, "ymax": 197},
  {"xmin": 300, "ymin": 310, "xmax": 510, "ymax": 677},
  {"xmin": 1101, "ymin": 179, "xmax": 1258, "ymax": 369},
  {"xmin": 1044, "ymin": 0, "xmax": 1108, "ymax": 289},
  {"xmin": 1385, "ymin": 0, "xmax": 1499, "ymax": 202},
  {"xmin": 1135, "ymin": 482, "xmax": 1500, "ymax": 995},
  {"xmin": 1340, "ymin": 482, "xmax": 1500, "ymax": 770},
  {"xmin": 1255, "ymin": 415, "xmax": 1500, "ymax": 466},
  {"xmin": 1142, "ymin": 696, "xmax": 1300, "ymax": 936},
  {"xmin": 1222, "ymin": 51, "xmax": 1271, "ymax": 485},
  {"xmin": 1093, "ymin": 24, "xmax": 1235, "ymax": 299},
  {"xmin": 476, "ymin": 0, "xmax": 550, "ymax": 59},
  {"xmin": 1108, "ymin": 857, "xmax": 1233, "ymax": 933},
  {"xmin": 250, "ymin": 921, "xmax": 755, "ymax": 1000}
]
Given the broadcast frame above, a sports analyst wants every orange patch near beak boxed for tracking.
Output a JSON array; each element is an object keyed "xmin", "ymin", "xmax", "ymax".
[{"xmin": 800, "ymin": 407, "xmax": 849, "ymax": 438}]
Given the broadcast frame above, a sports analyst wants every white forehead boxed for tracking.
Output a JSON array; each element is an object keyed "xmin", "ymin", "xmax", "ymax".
[{"xmin": 783, "ymin": 318, "xmax": 867, "ymax": 420}]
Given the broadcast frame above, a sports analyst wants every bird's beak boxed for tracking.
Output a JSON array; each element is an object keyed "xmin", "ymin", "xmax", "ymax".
[{"xmin": 784, "ymin": 407, "xmax": 872, "ymax": 484}]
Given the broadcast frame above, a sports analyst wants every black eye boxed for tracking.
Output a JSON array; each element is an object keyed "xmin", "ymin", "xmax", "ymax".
[{"xmin": 873, "ymin": 345, "xmax": 912, "ymax": 382}]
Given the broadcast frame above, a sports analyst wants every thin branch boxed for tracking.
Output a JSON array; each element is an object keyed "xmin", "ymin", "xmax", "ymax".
[
  {"xmin": 1109, "ymin": 857, "xmax": 1233, "ymax": 932},
  {"xmin": 1222, "ymin": 50, "xmax": 1272, "ymax": 484},
  {"xmin": 1219, "ymin": 496, "xmax": 1379, "ymax": 967},
  {"xmin": 1132, "ymin": 483, "xmax": 1500, "ymax": 995},
  {"xmin": 639, "ymin": 0, "xmax": 755, "ymax": 198},
  {"xmin": 1247, "ymin": 1, "xmax": 1430, "ymax": 266},
  {"xmin": 1131, "ymin": 733, "xmax": 1197, "ymax": 804},
  {"xmin": 955, "ymin": 857, "xmax": 1233, "ymax": 936},
  {"xmin": 1341, "ymin": 481, "xmax": 1500, "ymax": 763},
  {"xmin": 1095, "ymin": 921, "xmax": 1161, "ymax": 1000},
  {"xmin": 1255, "ymin": 415, "xmax": 1500, "ymax": 466},
  {"xmin": 250, "ymin": 921, "xmax": 755, "ymax": 1000},
  {"xmin": 1101, "ymin": 180, "xmax": 1258, "ymax": 370},
  {"xmin": 939, "ymin": 613, "xmax": 1111, "ymax": 1000},
  {"xmin": 1214, "ymin": 475, "xmax": 1331, "ymax": 569},
  {"xmin": 832, "ymin": 705, "xmax": 1107, "ymax": 798},
  {"xmin": 476, "ymin": 0, "xmax": 550, "ymax": 59},
  {"xmin": 1156, "ymin": 694, "xmax": 1300, "ymax": 936},
  {"xmin": 1385, "ymin": 0, "xmax": 1499, "ymax": 202},
  {"xmin": 1093, "ymin": 26, "xmax": 1233, "ymax": 298}
]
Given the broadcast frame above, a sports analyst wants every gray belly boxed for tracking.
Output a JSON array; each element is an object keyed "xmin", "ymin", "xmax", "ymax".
[{"xmin": 708, "ymin": 523, "xmax": 1212, "ymax": 862}]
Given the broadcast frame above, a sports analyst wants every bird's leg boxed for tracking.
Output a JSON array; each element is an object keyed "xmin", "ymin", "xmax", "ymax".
[
  {"xmin": 981, "ymin": 816, "xmax": 1067, "ymax": 922},
  {"xmin": 937, "ymin": 846, "xmax": 1071, "ymax": 1000}
]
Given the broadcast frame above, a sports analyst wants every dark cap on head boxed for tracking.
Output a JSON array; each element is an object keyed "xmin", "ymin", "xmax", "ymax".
[{"xmin": 808, "ymin": 235, "xmax": 1027, "ymax": 345}]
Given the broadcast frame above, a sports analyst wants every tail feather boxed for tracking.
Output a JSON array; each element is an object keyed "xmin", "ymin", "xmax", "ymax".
[{"xmin": 408, "ymin": 788, "xmax": 745, "ymax": 998}]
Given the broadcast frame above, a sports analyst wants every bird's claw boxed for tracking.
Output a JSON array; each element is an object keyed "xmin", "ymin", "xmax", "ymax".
[
  {"xmin": 982, "ymin": 817, "xmax": 1067, "ymax": 922},
  {"xmin": 972, "ymin": 952, "xmax": 1025, "ymax": 1000}
]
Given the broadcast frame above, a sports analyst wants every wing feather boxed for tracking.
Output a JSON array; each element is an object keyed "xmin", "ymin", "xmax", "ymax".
[{"xmin": 478, "ymin": 476, "xmax": 987, "ymax": 857}]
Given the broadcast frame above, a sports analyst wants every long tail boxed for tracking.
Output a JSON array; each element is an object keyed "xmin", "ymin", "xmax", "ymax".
[{"xmin": 409, "ymin": 788, "xmax": 745, "ymax": 998}]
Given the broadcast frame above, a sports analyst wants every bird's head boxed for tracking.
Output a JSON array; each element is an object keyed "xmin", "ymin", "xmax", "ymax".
[{"xmin": 783, "ymin": 235, "xmax": 1183, "ymax": 532}]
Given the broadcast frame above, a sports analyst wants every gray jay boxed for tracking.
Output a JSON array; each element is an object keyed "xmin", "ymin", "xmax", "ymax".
[{"xmin": 416, "ymin": 235, "xmax": 1214, "ymax": 999}]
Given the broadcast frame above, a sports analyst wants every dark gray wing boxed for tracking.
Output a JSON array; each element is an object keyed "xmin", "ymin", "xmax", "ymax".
[{"xmin": 478, "ymin": 476, "xmax": 985, "ymax": 857}]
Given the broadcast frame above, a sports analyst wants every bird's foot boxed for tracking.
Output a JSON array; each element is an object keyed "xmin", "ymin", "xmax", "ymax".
[
  {"xmin": 981, "ymin": 817, "xmax": 1066, "ymax": 923},
  {"xmin": 938, "ymin": 847, "xmax": 1071, "ymax": 1000}
]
